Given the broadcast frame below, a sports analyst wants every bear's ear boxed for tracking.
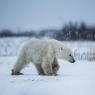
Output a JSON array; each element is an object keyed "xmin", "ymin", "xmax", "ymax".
[{"xmin": 60, "ymin": 47, "xmax": 66, "ymax": 51}]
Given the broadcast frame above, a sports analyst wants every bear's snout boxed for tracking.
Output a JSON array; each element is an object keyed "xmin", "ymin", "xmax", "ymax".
[
  {"xmin": 69, "ymin": 55, "xmax": 75, "ymax": 63},
  {"xmin": 72, "ymin": 59, "xmax": 75, "ymax": 63},
  {"xmin": 70, "ymin": 58, "xmax": 75, "ymax": 63}
]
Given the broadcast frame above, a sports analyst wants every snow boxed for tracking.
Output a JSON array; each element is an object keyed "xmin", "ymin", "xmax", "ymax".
[
  {"xmin": 0, "ymin": 38, "xmax": 95, "ymax": 95},
  {"xmin": 0, "ymin": 56, "xmax": 95, "ymax": 95}
]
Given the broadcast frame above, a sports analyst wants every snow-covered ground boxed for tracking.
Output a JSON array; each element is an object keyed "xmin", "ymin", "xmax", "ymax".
[
  {"xmin": 0, "ymin": 56, "xmax": 95, "ymax": 95},
  {"xmin": 0, "ymin": 37, "xmax": 95, "ymax": 95}
]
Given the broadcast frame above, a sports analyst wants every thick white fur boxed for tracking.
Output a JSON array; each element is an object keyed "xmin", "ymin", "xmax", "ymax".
[{"xmin": 12, "ymin": 39, "xmax": 74, "ymax": 75}]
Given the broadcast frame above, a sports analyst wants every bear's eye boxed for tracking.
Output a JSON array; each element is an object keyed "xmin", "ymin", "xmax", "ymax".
[
  {"xmin": 69, "ymin": 54, "xmax": 72, "ymax": 56},
  {"xmin": 61, "ymin": 47, "xmax": 63, "ymax": 50}
]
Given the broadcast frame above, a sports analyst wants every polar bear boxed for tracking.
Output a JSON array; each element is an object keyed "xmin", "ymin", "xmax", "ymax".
[{"xmin": 11, "ymin": 39, "xmax": 75, "ymax": 76}]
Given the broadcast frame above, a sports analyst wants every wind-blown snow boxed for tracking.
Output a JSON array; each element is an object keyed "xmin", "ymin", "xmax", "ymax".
[{"xmin": 0, "ymin": 37, "xmax": 95, "ymax": 60}]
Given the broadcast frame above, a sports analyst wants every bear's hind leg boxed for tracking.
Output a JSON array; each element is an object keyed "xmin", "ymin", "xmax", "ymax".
[
  {"xmin": 11, "ymin": 69, "xmax": 24, "ymax": 75},
  {"xmin": 35, "ymin": 64, "xmax": 45, "ymax": 75},
  {"xmin": 11, "ymin": 56, "xmax": 27, "ymax": 75},
  {"xmin": 11, "ymin": 61, "xmax": 26, "ymax": 75}
]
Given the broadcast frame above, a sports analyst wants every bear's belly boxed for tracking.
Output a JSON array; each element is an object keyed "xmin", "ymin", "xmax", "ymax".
[{"xmin": 26, "ymin": 53, "xmax": 43, "ymax": 64}]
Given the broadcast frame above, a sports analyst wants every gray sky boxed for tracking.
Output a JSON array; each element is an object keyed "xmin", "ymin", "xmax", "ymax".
[{"xmin": 0, "ymin": 0, "xmax": 95, "ymax": 30}]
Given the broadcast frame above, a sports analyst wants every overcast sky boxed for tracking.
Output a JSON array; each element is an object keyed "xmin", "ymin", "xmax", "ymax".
[{"xmin": 0, "ymin": 0, "xmax": 95, "ymax": 30}]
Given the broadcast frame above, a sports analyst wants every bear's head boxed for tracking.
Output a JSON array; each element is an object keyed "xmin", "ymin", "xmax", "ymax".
[{"xmin": 59, "ymin": 46, "xmax": 75, "ymax": 63}]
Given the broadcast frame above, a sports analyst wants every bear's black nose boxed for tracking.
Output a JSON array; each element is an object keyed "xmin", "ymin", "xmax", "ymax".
[
  {"xmin": 73, "ymin": 59, "xmax": 75, "ymax": 63},
  {"xmin": 70, "ymin": 59, "xmax": 75, "ymax": 63}
]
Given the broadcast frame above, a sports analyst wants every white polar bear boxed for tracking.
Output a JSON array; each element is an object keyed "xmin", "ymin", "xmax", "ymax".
[{"xmin": 11, "ymin": 39, "xmax": 75, "ymax": 76}]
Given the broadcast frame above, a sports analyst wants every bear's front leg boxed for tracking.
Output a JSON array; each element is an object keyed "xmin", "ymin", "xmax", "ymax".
[
  {"xmin": 52, "ymin": 63, "xmax": 60, "ymax": 75},
  {"xmin": 52, "ymin": 57, "xmax": 60, "ymax": 75},
  {"xmin": 34, "ymin": 64, "xmax": 45, "ymax": 75},
  {"xmin": 41, "ymin": 63, "xmax": 53, "ymax": 76}
]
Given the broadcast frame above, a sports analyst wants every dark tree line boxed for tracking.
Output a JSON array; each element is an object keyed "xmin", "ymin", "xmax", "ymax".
[
  {"xmin": 0, "ymin": 22, "xmax": 95, "ymax": 41},
  {"xmin": 0, "ymin": 30, "xmax": 36, "ymax": 37},
  {"xmin": 53, "ymin": 22, "xmax": 95, "ymax": 41}
]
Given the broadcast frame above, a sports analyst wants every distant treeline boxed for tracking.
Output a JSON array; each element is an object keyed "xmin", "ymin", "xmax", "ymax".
[
  {"xmin": 54, "ymin": 22, "xmax": 95, "ymax": 41},
  {"xmin": 0, "ymin": 22, "xmax": 95, "ymax": 41}
]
